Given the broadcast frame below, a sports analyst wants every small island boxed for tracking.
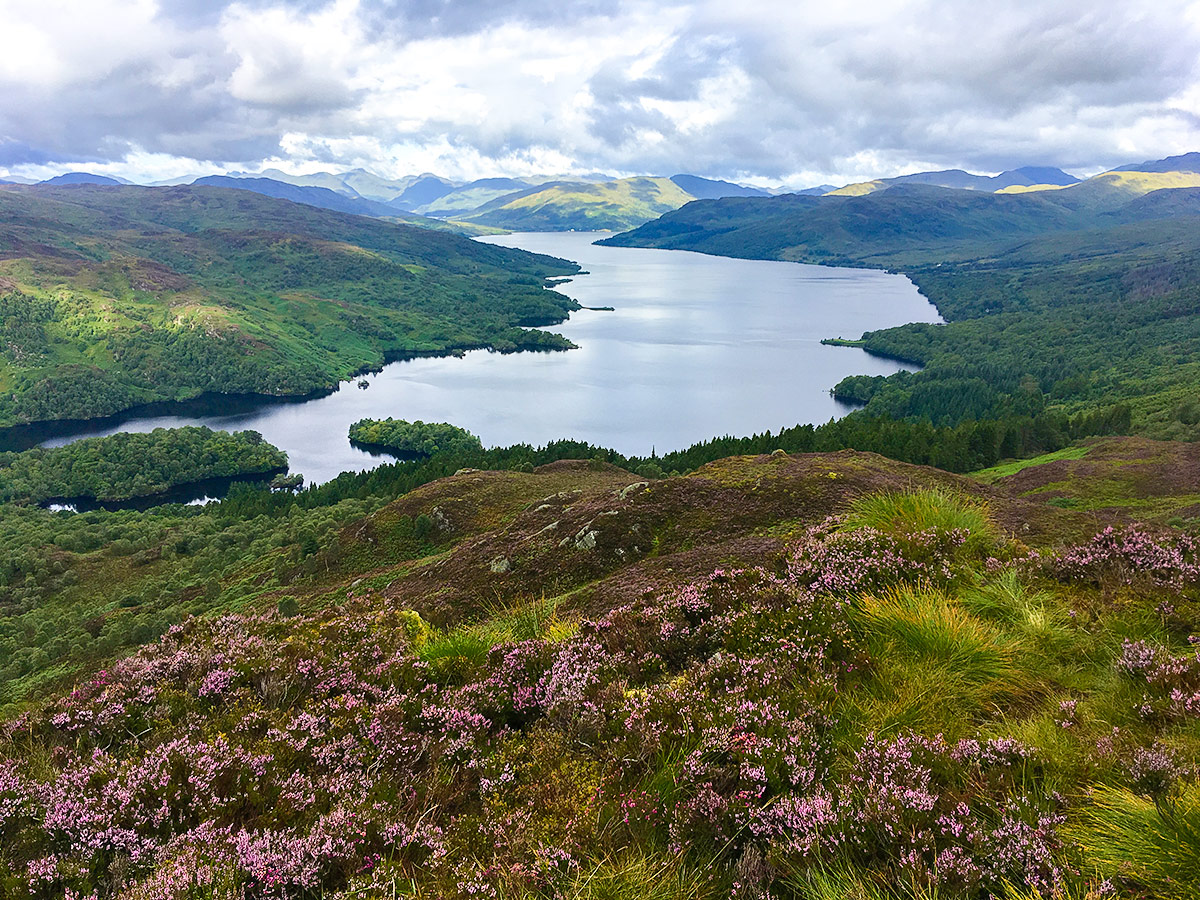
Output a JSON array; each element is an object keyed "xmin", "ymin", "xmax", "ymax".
[
  {"xmin": 348, "ymin": 418, "xmax": 484, "ymax": 458},
  {"xmin": 0, "ymin": 426, "xmax": 288, "ymax": 506}
]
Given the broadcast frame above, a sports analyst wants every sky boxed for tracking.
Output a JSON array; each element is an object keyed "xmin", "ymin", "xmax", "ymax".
[{"xmin": 2, "ymin": 0, "xmax": 1199, "ymax": 188}]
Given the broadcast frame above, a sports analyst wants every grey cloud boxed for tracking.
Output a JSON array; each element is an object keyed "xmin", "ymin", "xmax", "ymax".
[
  {"xmin": 1, "ymin": 0, "xmax": 1198, "ymax": 181},
  {"xmin": 0, "ymin": 139, "xmax": 90, "ymax": 168}
]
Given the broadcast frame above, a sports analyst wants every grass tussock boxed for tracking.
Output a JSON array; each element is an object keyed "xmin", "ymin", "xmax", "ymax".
[
  {"xmin": 852, "ymin": 585, "xmax": 1036, "ymax": 734},
  {"xmin": 783, "ymin": 862, "xmax": 952, "ymax": 900},
  {"xmin": 845, "ymin": 488, "xmax": 998, "ymax": 542},
  {"xmin": 418, "ymin": 594, "xmax": 577, "ymax": 680},
  {"xmin": 558, "ymin": 851, "xmax": 719, "ymax": 900},
  {"xmin": 961, "ymin": 571, "xmax": 1079, "ymax": 656},
  {"xmin": 1069, "ymin": 784, "xmax": 1200, "ymax": 898}
]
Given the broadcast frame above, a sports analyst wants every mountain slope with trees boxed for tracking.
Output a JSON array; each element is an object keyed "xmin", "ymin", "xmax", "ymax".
[
  {"xmin": 604, "ymin": 154, "xmax": 1200, "ymax": 439},
  {"xmin": 0, "ymin": 184, "xmax": 580, "ymax": 427}
]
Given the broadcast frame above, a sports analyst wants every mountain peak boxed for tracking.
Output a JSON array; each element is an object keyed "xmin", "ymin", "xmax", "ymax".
[{"xmin": 40, "ymin": 172, "xmax": 123, "ymax": 186}]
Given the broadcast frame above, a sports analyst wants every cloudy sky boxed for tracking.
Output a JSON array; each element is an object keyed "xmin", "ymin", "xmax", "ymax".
[{"xmin": 2, "ymin": 0, "xmax": 1199, "ymax": 187}]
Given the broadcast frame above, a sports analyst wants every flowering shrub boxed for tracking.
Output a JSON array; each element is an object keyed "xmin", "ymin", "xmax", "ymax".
[
  {"xmin": 0, "ymin": 518, "xmax": 1193, "ymax": 897},
  {"xmin": 1053, "ymin": 525, "xmax": 1200, "ymax": 592},
  {"xmin": 787, "ymin": 516, "xmax": 977, "ymax": 594},
  {"xmin": 755, "ymin": 733, "xmax": 1064, "ymax": 894},
  {"xmin": 1114, "ymin": 638, "xmax": 1200, "ymax": 722}
]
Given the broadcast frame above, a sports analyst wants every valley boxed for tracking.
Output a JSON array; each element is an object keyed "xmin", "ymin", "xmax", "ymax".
[
  {"xmin": 1, "ymin": 156, "xmax": 1200, "ymax": 900},
  {"xmin": 8, "ymin": 231, "xmax": 938, "ymax": 483}
]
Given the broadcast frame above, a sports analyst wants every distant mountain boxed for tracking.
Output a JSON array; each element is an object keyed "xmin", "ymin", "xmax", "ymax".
[
  {"xmin": 192, "ymin": 175, "xmax": 400, "ymax": 217},
  {"xmin": 602, "ymin": 152, "xmax": 1200, "ymax": 265},
  {"xmin": 829, "ymin": 166, "xmax": 1079, "ymax": 196},
  {"xmin": 415, "ymin": 178, "xmax": 539, "ymax": 217},
  {"xmin": 1039, "ymin": 169, "xmax": 1200, "ymax": 212},
  {"xmin": 1114, "ymin": 151, "xmax": 1200, "ymax": 174},
  {"xmin": 393, "ymin": 175, "xmax": 458, "ymax": 210},
  {"xmin": 40, "ymin": 172, "xmax": 123, "ymax": 186},
  {"xmin": 1000, "ymin": 166, "xmax": 1080, "ymax": 187},
  {"xmin": 250, "ymin": 168, "xmax": 364, "ymax": 197},
  {"xmin": 458, "ymin": 176, "xmax": 697, "ymax": 231},
  {"xmin": 668, "ymin": 174, "xmax": 769, "ymax": 199},
  {"xmin": 338, "ymin": 169, "xmax": 423, "ymax": 202},
  {"xmin": 1106, "ymin": 186, "xmax": 1200, "ymax": 222},
  {"xmin": 446, "ymin": 174, "xmax": 772, "ymax": 231},
  {"xmin": 147, "ymin": 174, "xmax": 208, "ymax": 187},
  {"xmin": 188, "ymin": 176, "xmax": 491, "ymax": 234},
  {"xmin": 796, "ymin": 185, "xmax": 837, "ymax": 196},
  {"xmin": 603, "ymin": 184, "xmax": 1091, "ymax": 263}
]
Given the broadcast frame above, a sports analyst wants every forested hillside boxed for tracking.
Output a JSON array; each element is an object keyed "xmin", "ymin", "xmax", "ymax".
[
  {"xmin": 605, "ymin": 157, "xmax": 1200, "ymax": 439},
  {"xmin": 0, "ymin": 426, "xmax": 287, "ymax": 504},
  {"xmin": 0, "ymin": 184, "xmax": 580, "ymax": 427}
]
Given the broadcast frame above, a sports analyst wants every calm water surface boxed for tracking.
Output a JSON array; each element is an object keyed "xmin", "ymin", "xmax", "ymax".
[{"xmin": 36, "ymin": 232, "xmax": 941, "ymax": 485}]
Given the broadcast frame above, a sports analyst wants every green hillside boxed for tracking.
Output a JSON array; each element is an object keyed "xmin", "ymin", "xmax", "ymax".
[
  {"xmin": 1, "ymin": 436, "xmax": 1200, "ymax": 897},
  {"xmin": 0, "ymin": 184, "xmax": 580, "ymax": 426},
  {"xmin": 0, "ymin": 426, "xmax": 287, "ymax": 504},
  {"xmin": 604, "ymin": 156, "xmax": 1200, "ymax": 439},
  {"xmin": 458, "ymin": 175, "xmax": 698, "ymax": 231}
]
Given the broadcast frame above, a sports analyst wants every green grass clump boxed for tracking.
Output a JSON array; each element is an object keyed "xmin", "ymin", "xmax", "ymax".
[
  {"xmin": 417, "ymin": 629, "xmax": 493, "ymax": 681},
  {"xmin": 960, "ymin": 572, "xmax": 1077, "ymax": 656},
  {"xmin": 417, "ymin": 595, "xmax": 576, "ymax": 682},
  {"xmin": 561, "ymin": 851, "xmax": 719, "ymax": 900},
  {"xmin": 1070, "ymin": 784, "xmax": 1200, "ymax": 898},
  {"xmin": 783, "ymin": 862, "xmax": 954, "ymax": 899},
  {"xmin": 852, "ymin": 585, "xmax": 1035, "ymax": 735},
  {"xmin": 844, "ymin": 488, "xmax": 998, "ymax": 546}
]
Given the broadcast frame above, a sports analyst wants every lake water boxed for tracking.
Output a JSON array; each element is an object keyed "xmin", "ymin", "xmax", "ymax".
[{"xmin": 28, "ymin": 232, "xmax": 941, "ymax": 486}]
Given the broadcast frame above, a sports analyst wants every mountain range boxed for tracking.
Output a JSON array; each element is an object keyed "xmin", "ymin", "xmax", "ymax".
[
  {"xmin": 5, "ymin": 156, "xmax": 1194, "ymax": 240},
  {"xmin": 0, "ymin": 169, "xmax": 772, "ymax": 232},
  {"xmin": 602, "ymin": 153, "xmax": 1200, "ymax": 264}
]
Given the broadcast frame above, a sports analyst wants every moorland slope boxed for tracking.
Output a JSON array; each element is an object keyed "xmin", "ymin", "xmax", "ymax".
[{"xmin": 1, "ymin": 443, "xmax": 1199, "ymax": 898}]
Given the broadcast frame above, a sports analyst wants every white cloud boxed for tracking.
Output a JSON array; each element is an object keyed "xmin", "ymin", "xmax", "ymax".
[
  {"xmin": 221, "ymin": 0, "xmax": 363, "ymax": 110},
  {"xmin": 0, "ymin": 0, "xmax": 1197, "ymax": 183}
]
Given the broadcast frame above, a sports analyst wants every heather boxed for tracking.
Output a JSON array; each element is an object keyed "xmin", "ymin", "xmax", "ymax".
[{"xmin": 1, "ymin": 489, "xmax": 1198, "ymax": 898}]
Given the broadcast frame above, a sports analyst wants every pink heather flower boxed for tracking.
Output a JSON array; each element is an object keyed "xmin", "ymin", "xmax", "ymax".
[{"xmin": 198, "ymin": 668, "xmax": 235, "ymax": 698}]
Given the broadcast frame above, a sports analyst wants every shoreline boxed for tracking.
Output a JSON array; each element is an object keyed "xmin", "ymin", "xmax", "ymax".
[{"xmin": 38, "ymin": 467, "xmax": 288, "ymax": 513}]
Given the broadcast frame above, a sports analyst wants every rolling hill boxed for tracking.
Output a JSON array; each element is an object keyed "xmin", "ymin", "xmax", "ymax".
[
  {"xmin": 604, "ymin": 153, "xmax": 1200, "ymax": 440},
  {"xmin": 0, "ymin": 183, "xmax": 580, "ymax": 426},
  {"xmin": 457, "ymin": 175, "xmax": 698, "ymax": 230}
]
